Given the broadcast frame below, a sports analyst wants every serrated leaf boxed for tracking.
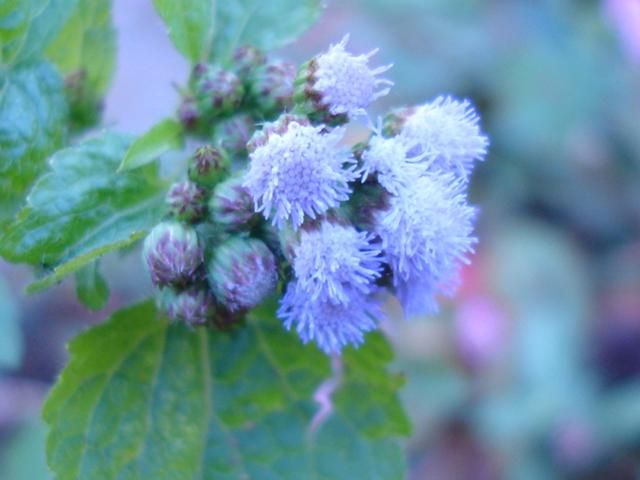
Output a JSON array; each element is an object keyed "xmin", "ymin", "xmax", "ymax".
[
  {"xmin": 0, "ymin": 132, "xmax": 166, "ymax": 291},
  {"xmin": 74, "ymin": 261, "xmax": 109, "ymax": 310},
  {"xmin": 152, "ymin": 0, "xmax": 216, "ymax": 62},
  {"xmin": 118, "ymin": 118, "xmax": 184, "ymax": 172},
  {"xmin": 153, "ymin": 0, "xmax": 322, "ymax": 63},
  {"xmin": 0, "ymin": 275, "xmax": 22, "ymax": 369},
  {"xmin": 44, "ymin": 300, "xmax": 409, "ymax": 479},
  {"xmin": 45, "ymin": 0, "xmax": 116, "ymax": 96},
  {"xmin": 0, "ymin": 0, "xmax": 78, "ymax": 66},
  {"xmin": 0, "ymin": 60, "xmax": 67, "ymax": 226}
]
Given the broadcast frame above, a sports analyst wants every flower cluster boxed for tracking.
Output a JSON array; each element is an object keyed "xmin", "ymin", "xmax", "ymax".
[{"xmin": 144, "ymin": 38, "xmax": 488, "ymax": 355}]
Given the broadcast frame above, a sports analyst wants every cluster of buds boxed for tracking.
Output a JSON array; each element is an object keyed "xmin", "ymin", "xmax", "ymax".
[
  {"xmin": 143, "ymin": 143, "xmax": 270, "ymax": 327},
  {"xmin": 178, "ymin": 45, "xmax": 297, "ymax": 139},
  {"xmin": 148, "ymin": 36, "xmax": 489, "ymax": 353}
]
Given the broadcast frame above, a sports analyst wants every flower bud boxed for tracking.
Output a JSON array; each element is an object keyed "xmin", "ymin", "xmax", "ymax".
[
  {"xmin": 177, "ymin": 95, "xmax": 200, "ymax": 131},
  {"xmin": 232, "ymin": 45, "xmax": 266, "ymax": 79},
  {"xmin": 209, "ymin": 175, "xmax": 256, "ymax": 231},
  {"xmin": 249, "ymin": 60, "xmax": 296, "ymax": 117},
  {"xmin": 213, "ymin": 114, "xmax": 255, "ymax": 157},
  {"xmin": 188, "ymin": 145, "xmax": 230, "ymax": 188},
  {"xmin": 143, "ymin": 221, "xmax": 203, "ymax": 287},
  {"xmin": 192, "ymin": 64, "xmax": 244, "ymax": 119},
  {"xmin": 158, "ymin": 287, "xmax": 216, "ymax": 326},
  {"xmin": 207, "ymin": 237, "xmax": 277, "ymax": 312},
  {"xmin": 166, "ymin": 180, "xmax": 207, "ymax": 222}
]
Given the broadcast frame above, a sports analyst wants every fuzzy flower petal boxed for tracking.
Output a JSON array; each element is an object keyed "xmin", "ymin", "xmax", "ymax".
[
  {"xmin": 359, "ymin": 129, "xmax": 424, "ymax": 194},
  {"xmin": 399, "ymin": 96, "xmax": 489, "ymax": 180},
  {"xmin": 375, "ymin": 173, "xmax": 477, "ymax": 317},
  {"xmin": 244, "ymin": 120, "xmax": 356, "ymax": 229},
  {"xmin": 292, "ymin": 221, "xmax": 383, "ymax": 304},
  {"xmin": 313, "ymin": 35, "xmax": 393, "ymax": 117},
  {"xmin": 278, "ymin": 281, "xmax": 381, "ymax": 354}
]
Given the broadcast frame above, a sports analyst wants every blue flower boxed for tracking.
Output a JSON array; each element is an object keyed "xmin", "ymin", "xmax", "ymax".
[
  {"xmin": 244, "ymin": 116, "xmax": 356, "ymax": 230},
  {"xmin": 375, "ymin": 173, "xmax": 477, "ymax": 317},
  {"xmin": 292, "ymin": 221, "xmax": 383, "ymax": 304},
  {"xmin": 312, "ymin": 35, "xmax": 393, "ymax": 117},
  {"xmin": 358, "ymin": 124, "xmax": 424, "ymax": 194},
  {"xmin": 399, "ymin": 96, "xmax": 489, "ymax": 180},
  {"xmin": 278, "ymin": 281, "xmax": 381, "ymax": 354}
]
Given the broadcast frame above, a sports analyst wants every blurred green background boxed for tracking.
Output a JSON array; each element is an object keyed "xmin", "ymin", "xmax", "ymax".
[{"xmin": 2, "ymin": 0, "xmax": 640, "ymax": 478}]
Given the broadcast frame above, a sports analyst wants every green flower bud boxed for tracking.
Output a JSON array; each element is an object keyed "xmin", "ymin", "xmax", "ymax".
[
  {"xmin": 209, "ymin": 175, "xmax": 256, "ymax": 231},
  {"xmin": 192, "ymin": 64, "xmax": 244, "ymax": 119},
  {"xmin": 143, "ymin": 221, "xmax": 203, "ymax": 287},
  {"xmin": 249, "ymin": 60, "xmax": 296, "ymax": 117},
  {"xmin": 188, "ymin": 145, "xmax": 230, "ymax": 188},
  {"xmin": 213, "ymin": 115, "xmax": 255, "ymax": 158},
  {"xmin": 157, "ymin": 287, "xmax": 216, "ymax": 326},
  {"xmin": 232, "ymin": 45, "xmax": 266, "ymax": 79},
  {"xmin": 166, "ymin": 180, "xmax": 207, "ymax": 222},
  {"xmin": 208, "ymin": 237, "xmax": 277, "ymax": 312}
]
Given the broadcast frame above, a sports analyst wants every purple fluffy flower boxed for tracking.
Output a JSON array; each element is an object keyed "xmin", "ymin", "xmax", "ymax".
[
  {"xmin": 398, "ymin": 96, "xmax": 489, "ymax": 181},
  {"xmin": 243, "ymin": 116, "xmax": 356, "ymax": 229},
  {"xmin": 375, "ymin": 173, "xmax": 477, "ymax": 317},
  {"xmin": 278, "ymin": 281, "xmax": 380, "ymax": 354},
  {"xmin": 312, "ymin": 35, "xmax": 393, "ymax": 118},
  {"xmin": 292, "ymin": 221, "xmax": 383, "ymax": 304}
]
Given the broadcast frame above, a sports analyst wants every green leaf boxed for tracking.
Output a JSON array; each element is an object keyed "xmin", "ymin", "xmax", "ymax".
[
  {"xmin": 45, "ymin": 0, "xmax": 116, "ymax": 96},
  {"xmin": 0, "ymin": 0, "xmax": 78, "ymax": 66},
  {"xmin": 118, "ymin": 119, "xmax": 184, "ymax": 172},
  {"xmin": 44, "ymin": 300, "xmax": 409, "ymax": 479},
  {"xmin": 153, "ymin": 0, "xmax": 322, "ymax": 63},
  {"xmin": 0, "ymin": 275, "xmax": 22, "ymax": 369},
  {"xmin": 212, "ymin": 0, "xmax": 322, "ymax": 61},
  {"xmin": 0, "ymin": 132, "xmax": 167, "ymax": 291},
  {"xmin": 152, "ymin": 0, "xmax": 216, "ymax": 62},
  {"xmin": 0, "ymin": 60, "xmax": 67, "ymax": 226},
  {"xmin": 74, "ymin": 261, "xmax": 110, "ymax": 310}
]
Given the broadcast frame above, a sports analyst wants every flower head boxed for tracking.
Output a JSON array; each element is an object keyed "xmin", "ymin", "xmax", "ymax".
[
  {"xmin": 292, "ymin": 221, "xmax": 383, "ymax": 303},
  {"xmin": 358, "ymin": 127, "xmax": 423, "ymax": 194},
  {"xmin": 207, "ymin": 237, "xmax": 277, "ymax": 312},
  {"xmin": 244, "ymin": 115, "xmax": 356, "ymax": 229},
  {"xmin": 309, "ymin": 35, "xmax": 393, "ymax": 118},
  {"xmin": 396, "ymin": 96, "xmax": 489, "ymax": 180},
  {"xmin": 278, "ymin": 281, "xmax": 380, "ymax": 354},
  {"xmin": 375, "ymin": 173, "xmax": 477, "ymax": 317},
  {"xmin": 143, "ymin": 221, "xmax": 203, "ymax": 287}
]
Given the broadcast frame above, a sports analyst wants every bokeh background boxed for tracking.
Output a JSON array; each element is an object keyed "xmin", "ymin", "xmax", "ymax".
[{"xmin": 2, "ymin": 0, "xmax": 640, "ymax": 478}]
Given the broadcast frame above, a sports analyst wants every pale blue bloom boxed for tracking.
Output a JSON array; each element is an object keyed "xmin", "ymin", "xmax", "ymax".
[
  {"xmin": 375, "ymin": 173, "xmax": 477, "ymax": 317},
  {"xmin": 399, "ymin": 96, "xmax": 489, "ymax": 180},
  {"xmin": 278, "ymin": 281, "xmax": 380, "ymax": 354},
  {"xmin": 292, "ymin": 221, "xmax": 383, "ymax": 304},
  {"xmin": 358, "ymin": 124, "xmax": 425, "ymax": 195},
  {"xmin": 244, "ymin": 119, "xmax": 356, "ymax": 230},
  {"xmin": 313, "ymin": 35, "xmax": 393, "ymax": 117}
]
